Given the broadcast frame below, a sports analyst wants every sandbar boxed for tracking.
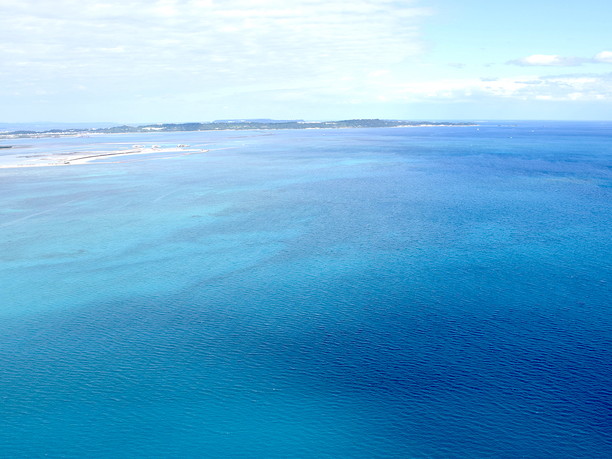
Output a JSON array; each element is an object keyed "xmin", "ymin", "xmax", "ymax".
[{"xmin": 0, "ymin": 146, "xmax": 209, "ymax": 169}]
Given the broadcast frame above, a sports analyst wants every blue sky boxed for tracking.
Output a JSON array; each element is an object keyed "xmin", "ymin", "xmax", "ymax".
[{"xmin": 1, "ymin": 0, "xmax": 611, "ymax": 122}]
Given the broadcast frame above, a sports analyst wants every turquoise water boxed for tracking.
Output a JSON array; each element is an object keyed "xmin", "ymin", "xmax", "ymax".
[{"xmin": 1, "ymin": 123, "xmax": 611, "ymax": 457}]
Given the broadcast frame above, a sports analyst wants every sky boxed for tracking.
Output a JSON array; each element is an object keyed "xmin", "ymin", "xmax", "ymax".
[{"xmin": 1, "ymin": 0, "xmax": 611, "ymax": 123}]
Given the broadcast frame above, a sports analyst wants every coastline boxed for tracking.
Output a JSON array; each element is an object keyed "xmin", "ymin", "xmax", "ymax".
[{"xmin": 0, "ymin": 120, "xmax": 477, "ymax": 141}]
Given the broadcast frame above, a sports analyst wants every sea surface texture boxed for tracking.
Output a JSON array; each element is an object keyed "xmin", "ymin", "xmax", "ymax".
[{"xmin": 1, "ymin": 122, "xmax": 611, "ymax": 457}]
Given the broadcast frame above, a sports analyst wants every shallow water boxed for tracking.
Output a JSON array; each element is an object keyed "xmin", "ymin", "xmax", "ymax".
[{"xmin": 1, "ymin": 123, "xmax": 611, "ymax": 457}]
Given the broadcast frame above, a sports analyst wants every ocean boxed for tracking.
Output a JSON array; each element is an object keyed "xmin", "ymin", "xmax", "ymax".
[{"xmin": 1, "ymin": 122, "xmax": 610, "ymax": 457}]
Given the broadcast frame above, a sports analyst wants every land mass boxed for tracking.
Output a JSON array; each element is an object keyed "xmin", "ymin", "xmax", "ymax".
[{"xmin": 0, "ymin": 119, "xmax": 475, "ymax": 139}]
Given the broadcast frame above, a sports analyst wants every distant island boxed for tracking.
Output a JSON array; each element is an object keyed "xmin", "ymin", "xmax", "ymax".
[{"xmin": 0, "ymin": 119, "xmax": 475, "ymax": 139}]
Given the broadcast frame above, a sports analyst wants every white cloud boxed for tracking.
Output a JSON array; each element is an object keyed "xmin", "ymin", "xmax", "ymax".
[
  {"xmin": 509, "ymin": 51, "xmax": 612, "ymax": 67},
  {"xmin": 387, "ymin": 73, "xmax": 612, "ymax": 103},
  {"xmin": 508, "ymin": 54, "xmax": 586, "ymax": 67},
  {"xmin": 594, "ymin": 51, "xmax": 612, "ymax": 63},
  {"xmin": 0, "ymin": 0, "xmax": 430, "ymax": 97}
]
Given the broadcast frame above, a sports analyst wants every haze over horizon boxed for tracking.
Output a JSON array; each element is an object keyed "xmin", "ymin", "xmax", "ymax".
[{"xmin": 2, "ymin": 0, "xmax": 611, "ymax": 123}]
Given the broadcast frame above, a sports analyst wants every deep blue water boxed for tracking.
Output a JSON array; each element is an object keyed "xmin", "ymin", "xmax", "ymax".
[{"xmin": 1, "ymin": 122, "xmax": 611, "ymax": 457}]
